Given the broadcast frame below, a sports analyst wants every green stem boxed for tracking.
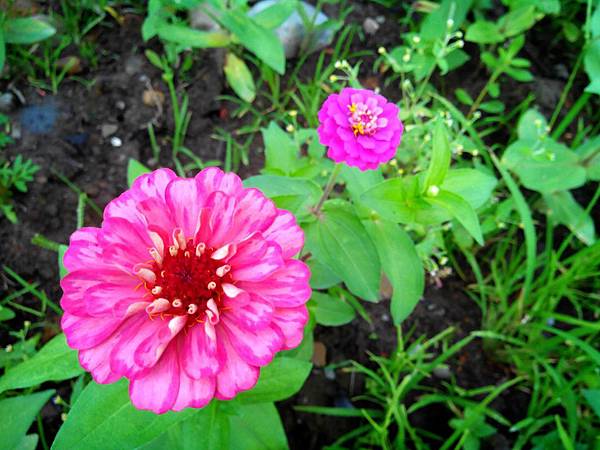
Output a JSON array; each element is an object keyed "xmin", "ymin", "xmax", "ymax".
[
  {"xmin": 550, "ymin": 92, "xmax": 591, "ymax": 141},
  {"xmin": 549, "ymin": 51, "xmax": 583, "ymax": 129},
  {"xmin": 468, "ymin": 68, "xmax": 501, "ymax": 118},
  {"xmin": 313, "ymin": 164, "xmax": 342, "ymax": 215}
]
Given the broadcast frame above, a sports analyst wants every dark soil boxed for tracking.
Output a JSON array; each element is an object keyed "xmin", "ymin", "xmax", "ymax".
[{"xmin": 0, "ymin": 1, "xmax": 576, "ymax": 449}]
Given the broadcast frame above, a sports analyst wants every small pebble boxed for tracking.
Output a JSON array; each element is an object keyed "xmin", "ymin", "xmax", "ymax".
[
  {"xmin": 101, "ymin": 124, "xmax": 118, "ymax": 138},
  {"xmin": 433, "ymin": 365, "xmax": 452, "ymax": 380},
  {"xmin": 116, "ymin": 100, "xmax": 126, "ymax": 110},
  {"xmin": 0, "ymin": 92, "xmax": 16, "ymax": 113},
  {"xmin": 363, "ymin": 17, "xmax": 380, "ymax": 35},
  {"xmin": 324, "ymin": 367, "xmax": 336, "ymax": 380},
  {"xmin": 110, "ymin": 136, "xmax": 123, "ymax": 147}
]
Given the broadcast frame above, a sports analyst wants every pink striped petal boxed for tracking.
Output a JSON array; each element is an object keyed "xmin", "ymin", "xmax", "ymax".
[
  {"xmin": 129, "ymin": 344, "xmax": 180, "ymax": 414},
  {"xmin": 271, "ymin": 305, "xmax": 309, "ymax": 349},
  {"xmin": 222, "ymin": 318, "xmax": 283, "ymax": 366},
  {"xmin": 179, "ymin": 324, "xmax": 222, "ymax": 379},
  {"xmin": 262, "ymin": 211, "xmax": 304, "ymax": 258},
  {"xmin": 215, "ymin": 328, "xmax": 259, "ymax": 400}
]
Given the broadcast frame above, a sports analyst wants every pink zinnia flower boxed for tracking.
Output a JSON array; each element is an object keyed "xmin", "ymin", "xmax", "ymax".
[
  {"xmin": 317, "ymin": 88, "xmax": 403, "ymax": 171},
  {"xmin": 60, "ymin": 168, "xmax": 310, "ymax": 413}
]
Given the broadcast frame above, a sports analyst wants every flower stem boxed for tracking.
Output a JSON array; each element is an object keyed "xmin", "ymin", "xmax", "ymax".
[{"xmin": 314, "ymin": 164, "xmax": 342, "ymax": 215}]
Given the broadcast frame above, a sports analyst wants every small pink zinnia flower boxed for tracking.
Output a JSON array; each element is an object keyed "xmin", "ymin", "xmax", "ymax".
[
  {"xmin": 317, "ymin": 88, "xmax": 403, "ymax": 171},
  {"xmin": 60, "ymin": 168, "xmax": 310, "ymax": 413}
]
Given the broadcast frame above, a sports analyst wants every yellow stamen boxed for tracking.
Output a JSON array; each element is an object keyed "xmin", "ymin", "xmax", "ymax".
[{"xmin": 348, "ymin": 103, "xmax": 357, "ymax": 113}]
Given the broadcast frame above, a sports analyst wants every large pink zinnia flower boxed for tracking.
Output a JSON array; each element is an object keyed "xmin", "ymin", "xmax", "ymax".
[
  {"xmin": 60, "ymin": 167, "xmax": 310, "ymax": 413},
  {"xmin": 317, "ymin": 88, "xmax": 403, "ymax": 171}
]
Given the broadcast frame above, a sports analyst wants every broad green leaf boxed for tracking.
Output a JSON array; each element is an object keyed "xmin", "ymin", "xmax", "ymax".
[
  {"xmin": 498, "ymin": 5, "xmax": 537, "ymax": 37},
  {"xmin": 502, "ymin": 140, "xmax": 587, "ymax": 193},
  {"xmin": 155, "ymin": 22, "xmax": 230, "ymax": 48},
  {"xmin": 340, "ymin": 165, "xmax": 384, "ymax": 203},
  {"xmin": 52, "ymin": 380, "xmax": 196, "ymax": 450},
  {"xmin": 3, "ymin": 17, "xmax": 56, "ymax": 44},
  {"xmin": 420, "ymin": 0, "xmax": 473, "ymax": 40},
  {"xmin": 251, "ymin": 0, "xmax": 297, "ymax": 29},
  {"xmin": 238, "ymin": 357, "xmax": 311, "ymax": 404},
  {"xmin": 425, "ymin": 190, "xmax": 483, "ymax": 245},
  {"xmin": 544, "ymin": 191, "xmax": 596, "ymax": 245},
  {"xmin": 15, "ymin": 434, "xmax": 39, "ymax": 450},
  {"xmin": 479, "ymin": 100, "xmax": 505, "ymax": 114},
  {"xmin": 224, "ymin": 52, "xmax": 256, "ymax": 103},
  {"xmin": 229, "ymin": 403, "xmax": 289, "ymax": 450},
  {"xmin": 306, "ymin": 257, "xmax": 341, "ymax": 289},
  {"xmin": 0, "ymin": 390, "xmax": 54, "ymax": 450},
  {"xmin": 583, "ymin": 389, "xmax": 600, "ymax": 420},
  {"xmin": 309, "ymin": 292, "xmax": 355, "ymax": 326},
  {"xmin": 0, "ymin": 334, "xmax": 83, "ymax": 394},
  {"xmin": 361, "ymin": 177, "xmax": 452, "ymax": 226},
  {"xmin": 364, "ymin": 220, "xmax": 424, "ymax": 324},
  {"xmin": 423, "ymin": 119, "xmax": 451, "ymax": 191},
  {"xmin": 139, "ymin": 402, "xmax": 230, "ymax": 450},
  {"xmin": 58, "ymin": 244, "xmax": 68, "ymax": 279},
  {"xmin": 243, "ymin": 174, "xmax": 321, "ymax": 215},
  {"xmin": 127, "ymin": 158, "xmax": 151, "ymax": 188},
  {"xmin": 317, "ymin": 203, "xmax": 381, "ymax": 301},
  {"xmin": 517, "ymin": 109, "xmax": 548, "ymax": 141},
  {"xmin": 441, "ymin": 169, "xmax": 497, "ymax": 209},
  {"xmin": 0, "ymin": 305, "xmax": 15, "ymax": 322},
  {"xmin": 261, "ymin": 122, "xmax": 298, "ymax": 175},
  {"xmin": 584, "ymin": 41, "xmax": 600, "ymax": 95},
  {"xmin": 219, "ymin": 10, "xmax": 285, "ymax": 74},
  {"xmin": 465, "ymin": 21, "xmax": 503, "ymax": 44}
]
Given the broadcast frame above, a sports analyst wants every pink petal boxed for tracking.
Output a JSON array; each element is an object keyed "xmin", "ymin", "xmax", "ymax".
[
  {"xmin": 238, "ymin": 259, "xmax": 311, "ymax": 307},
  {"xmin": 129, "ymin": 344, "xmax": 180, "ymax": 414},
  {"xmin": 271, "ymin": 306, "xmax": 309, "ymax": 349},
  {"xmin": 203, "ymin": 191, "xmax": 237, "ymax": 248},
  {"xmin": 63, "ymin": 228, "xmax": 103, "ymax": 272},
  {"xmin": 172, "ymin": 361, "xmax": 215, "ymax": 411},
  {"xmin": 179, "ymin": 325, "xmax": 222, "ymax": 379},
  {"xmin": 222, "ymin": 318, "xmax": 283, "ymax": 366},
  {"xmin": 165, "ymin": 178, "xmax": 202, "ymax": 238},
  {"xmin": 83, "ymin": 282, "xmax": 147, "ymax": 318},
  {"xmin": 231, "ymin": 242, "xmax": 284, "ymax": 282},
  {"xmin": 215, "ymin": 328, "xmax": 260, "ymax": 400},
  {"xmin": 62, "ymin": 312, "xmax": 121, "ymax": 350},
  {"xmin": 228, "ymin": 188, "xmax": 277, "ymax": 242},
  {"xmin": 223, "ymin": 292, "xmax": 273, "ymax": 330},
  {"xmin": 78, "ymin": 332, "xmax": 122, "ymax": 384},
  {"xmin": 195, "ymin": 167, "xmax": 243, "ymax": 197},
  {"xmin": 262, "ymin": 211, "xmax": 304, "ymax": 259},
  {"xmin": 110, "ymin": 314, "xmax": 184, "ymax": 377}
]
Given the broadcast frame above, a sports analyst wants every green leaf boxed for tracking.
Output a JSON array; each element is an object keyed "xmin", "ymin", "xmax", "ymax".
[
  {"xmin": 502, "ymin": 140, "xmax": 587, "ymax": 193},
  {"xmin": 364, "ymin": 220, "xmax": 424, "ymax": 324},
  {"xmin": 229, "ymin": 403, "xmax": 289, "ymax": 449},
  {"xmin": 243, "ymin": 174, "xmax": 321, "ymax": 216},
  {"xmin": 584, "ymin": 41, "xmax": 600, "ymax": 95},
  {"xmin": 251, "ymin": 0, "xmax": 298, "ymax": 29},
  {"xmin": 479, "ymin": 100, "xmax": 505, "ymax": 114},
  {"xmin": 3, "ymin": 17, "xmax": 56, "ymax": 44},
  {"xmin": 441, "ymin": 169, "xmax": 497, "ymax": 209},
  {"xmin": 316, "ymin": 203, "xmax": 381, "ymax": 301},
  {"xmin": 0, "ymin": 305, "xmax": 15, "ymax": 322},
  {"xmin": 544, "ymin": 191, "xmax": 596, "ymax": 245},
  {"xmin": 15, "ymin": 434, "xmax": 39, "ymax": 450},
  {"xmin": 138, "ymin": 402, "xmax": 230, "ymax": 450},
  {"xmin": 155, "ymin": 21, "xmax": 230, "ymax": 48},
  {"xmin": 420, "ymin": 0, "xmax": 473, "ymax": 40},
  {"xmin": 306, "ymin": 257, "xmax": 342, "ymax": 289},
  {"xmin": 310, "ymin": 292, "xmax": 355, "ymax": 326},
  {"xmin": 0, "ymin": 390, "xmax": 54, "ymax": 450},
  {"xmin": 127, "ymin": 158, "xmax": 151, "ymax": 188},
  {"xmin": 0, "ymin": 334, "xmax": 84, "ymax": 394},
  {"xmin": 426, "ymin": 190, "xmax": 483, "ymax": 245},
  {"xmin": 238, "ymin": 357, "xmax": 311, "ymax": 404},
  {"xmin": 224, "ymin": 52, "xmax": 256, "ymax": 103},
  {"xmin": 518, "ymin": 109, "xmax": 548, "ymax": 141},
  {"xmin": 465, "ymin": 21, "xmax": 504, "ymax": 44},
  {"xmin": 52, "ymin": 380, "xmax": 196, "ymax": 450},
  {"xmin": 423, "ymin": 119, "xmax": 451, "ymax": 191},
  {"xmin": 261, "ymin": 122, "xmax": 298, "ymax": 175},
  {"xmin": 144, "ymin": 49, "xmax": 164, "ymax": 70},
  {"xmin": 583, "ymin": 389, "xmax": 600, "ymax": 420},
  {"xmin": 498, "ymin": 5, "xmax": 537, "ymax": 37},
  {"xmin": 454, "ymin": 88, "xmax": 473, "ymax": 106},
  {"xmin": 58, "ymin": 244, "xmax": 68, "ymax": 279},
  {"xmin": 219, "ymin": 10, "xmax": 285, "ymax": 74}
]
